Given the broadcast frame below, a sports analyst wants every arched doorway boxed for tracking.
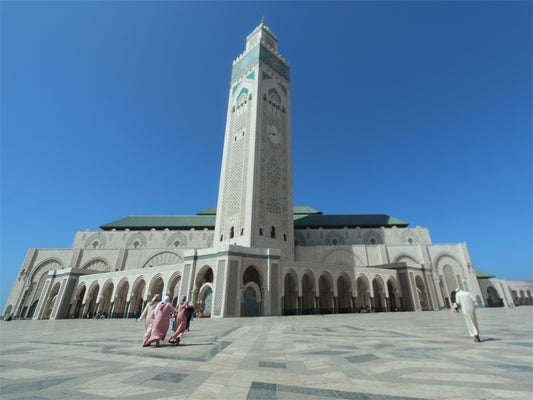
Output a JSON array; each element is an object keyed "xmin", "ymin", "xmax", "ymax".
[
  {"xmin": 193, "ymin": 266, "xmax": 213, "ymax": 308},
  {"xmin": 3, "ymin": 305, "xmax": 13, "ymax": 319},
  {"xmin": 130, "ymin": 279, "xmax": 146, "ymax": 318},
  {"xmin": 242, "ymin": 266, "xmax": 262, "ymax": 317},
  {"xmin": 242, "ymin": 285, "xmax": 260, "ymax": 317},
  {"xmin": 27, "ymin": 300, "xmax": 39, "ymax": 319},
  {"xmin": 487, "ymin": 286, "xmax": 503, "ymax": 307},
  {"xmin": 372, "ymin": 277, "xmax": 386, "ymax": 312},
  {"xmin": 167, "ymin": 273, "xmax": 182, "ymax": 307},
  {"xmin": 415, "ymin": 276, "xmax": 429, "ymax": 311},
  {"xmin": 85, "ymin": 284, "xmax": 100, "ymax": 318},
  {"xmin": 318, "ymin": 274, "xmax": 334, "ymax": 314},
  {"xmin": 443, "ymin": 266, "xmax": 458, "ymax": 307},
  {"xmin": 301, "ymin": 271, "xmax": 316, "ymax": 315},
  {"xmin": 71, "ymin": 285, "xmax": 86, "ymax": 318},
  {"xmin": 113, "ymin": 280, "xmax": 129, "ymax": 318},
  {"xmin": 148, "ymin": 276, "xmax": 164, "ymax": 299},
  {"xmin": 199, "ymin": 285, "xmax": 213, "ymax": 317},
  {"xmin": 387, "ymin": 278, "xmax": 400, "ymax": 311},
  {"xmin": 98, "ymin": 282, "xmax": 114, "ymax": 315},
  {"xmin": 356, "ymin": 275, "xmax": 371, "ymax": 312},
  {"xmin": 283, "ymin": 270, "xmax": 298, "ymax": 315},
  {"xmin": 337, "ymin": 274, "xmax": 352, "ymax": 313}
]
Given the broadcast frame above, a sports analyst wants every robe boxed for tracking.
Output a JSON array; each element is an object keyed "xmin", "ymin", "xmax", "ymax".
[
  {"xmin": 139, "ymin": 302, "xmax": 157, "ymax": 344},
  {"xmin": 169, "ymin": 302, "xmax": 192, "ymax": 343},
  {"xmin": 455, "ymin": 290, "xmax": 479, "ymax": 337},
  {"xmin": 147, "ymin": 302, "xmax": 177, "ymax": 343}
]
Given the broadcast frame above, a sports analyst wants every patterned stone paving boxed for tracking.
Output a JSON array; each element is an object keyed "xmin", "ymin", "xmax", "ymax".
[{"xmin": 0, "ymin": 307, "xmax": 532, "ymax": 399}]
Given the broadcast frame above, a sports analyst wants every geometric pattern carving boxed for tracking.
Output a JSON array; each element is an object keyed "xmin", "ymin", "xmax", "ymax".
[
  {"xmin": 165, "ymin": 232, "xmax": 188, "ymax": 248},
  {"xmin": 294, "ymin": 231, "xmax": 306, "ymax": 246},
  {"xmin": 141, "ymin": 252, "xmax": 182, "ymax": 269},
  {"xmin": 213, "ymin": 260, "xmax": 226, "ymax": 316},
  {"xmin": 125, "ymin": 233, "xmax": 147, "ymax": 249},
  {"xmin": 83, "ymin": 233, "xmax": 107, "ymax": 249},
  {"xmin": 363, "ymin": 230, "xmax": 383, "ymax": 245},
  {"xmin": 82, "ymin": 258, "xmax": 110, "ymax": 272},
  {"xmin": 322, "ymin": 249, "xmax": 362, "ymax": 267},
  {"xmin": 325, "ymin": 231, "xmax": 345, "ymax": 246},
  {"xmin": 225, "ymin": 260, "xmax": 239, "ymax": 315}
]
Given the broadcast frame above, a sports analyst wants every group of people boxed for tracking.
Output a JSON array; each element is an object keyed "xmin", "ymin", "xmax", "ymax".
[{"xmin": 139, "ymin": 294, "xmax": 195, "ymax": 347}]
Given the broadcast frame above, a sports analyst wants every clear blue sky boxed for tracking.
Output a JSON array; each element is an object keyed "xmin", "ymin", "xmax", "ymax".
[{"xmin": 1, "ymin": 1, "xmax": 531, "ymax": 311}]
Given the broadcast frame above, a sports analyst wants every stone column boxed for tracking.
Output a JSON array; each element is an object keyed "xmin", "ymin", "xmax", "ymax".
[
  {"xmin": 124, "ymin": 301, "xmax": 130, "ymax": 318},
  {"xmin": 297, "ymin": 296, "xmax": 302, "ymax": 315},
  {"xmin": 315, "ymin": 296, "xmax": 319, "ymax": 314},
  {"xmin": 81, "ymin": 303, "xmax": 87, "ymax": 319},
  {"xmin": 109, "ymin": 302, "xmax": 115, "ymax": 318},
  {"xmin": 385, "ymin": 297, "xmax": 390, "ymax": 312},
  {"xmin": 351, "ymin": 296, "xmax": 357, "ymax": 313},
  {"xmin": 369, "ymin": 297, "xmax": 375, "ymax": 312},
  {"xmin": 333, "ymin": 296, "xmax": 338, "ymax": 314}
]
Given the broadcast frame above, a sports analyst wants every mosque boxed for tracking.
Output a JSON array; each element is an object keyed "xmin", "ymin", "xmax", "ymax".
[{"xmin": 3, "ymin": 20, "xmax": 531, "ymax": 320}]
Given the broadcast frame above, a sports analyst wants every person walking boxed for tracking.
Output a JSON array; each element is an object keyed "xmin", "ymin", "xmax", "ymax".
[
  {"xmin": 145, "ymin": 296, "xmax": 177, "ymax": 347},
  {"xmin": 455, "ymin": 288, "xmax": 481, "ymax": 342},
  {"xmin": 139, "ymin": 294, "xmax": 160, "ymax": 347},
  {"xmin": 168, "ymin": 295, "xmax": 193, "ymax": 345}
]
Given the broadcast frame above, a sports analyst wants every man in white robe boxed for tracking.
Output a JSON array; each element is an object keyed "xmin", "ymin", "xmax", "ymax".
[{"xmin": 455, "ymin": 288, "xmax": 481, "ymax": 342}]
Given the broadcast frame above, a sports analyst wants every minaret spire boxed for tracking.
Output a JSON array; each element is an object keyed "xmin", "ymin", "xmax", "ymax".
[{"xmin": 261, "ymin": 17, "xmax": 265, "ymax": 26}]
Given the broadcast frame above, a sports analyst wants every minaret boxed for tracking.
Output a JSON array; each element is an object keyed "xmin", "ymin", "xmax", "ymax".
[{"xmin": 214, "ymin": 20, "xmax": 294, "ymax": 259}]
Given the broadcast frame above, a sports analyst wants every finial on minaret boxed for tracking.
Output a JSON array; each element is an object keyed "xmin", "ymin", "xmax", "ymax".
[{"xmin": 261, "ymin": 17, "xmax": 265, "ymax": 25}]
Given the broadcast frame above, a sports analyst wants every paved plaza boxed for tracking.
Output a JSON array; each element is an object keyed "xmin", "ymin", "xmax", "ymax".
[{"xmin": 0, "ymin": 307, "xmax": 532, "ymax": 400}]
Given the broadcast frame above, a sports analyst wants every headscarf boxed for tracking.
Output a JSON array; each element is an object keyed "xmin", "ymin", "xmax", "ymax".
[
  {"xmin": 149, "ymin": 294, "xmax": 161, "ymax": 306},
  {"xmin": 455, "ymin": 288, "xmax": 461, "ymax": 293},
  {"xmin": 180, "ymin": 295, "xmax": 187, "ymax": 305},
  {"xmin": 155, "ymin": 295, "xmax": 170, "ymax": 316}
]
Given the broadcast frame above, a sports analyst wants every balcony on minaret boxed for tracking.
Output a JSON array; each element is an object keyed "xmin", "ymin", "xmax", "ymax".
[{"xmin": 245, "ymin": 18, "xmax": 278, "ymax": 53}]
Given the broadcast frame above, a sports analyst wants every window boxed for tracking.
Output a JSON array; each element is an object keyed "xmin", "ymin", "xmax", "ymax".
[
  {"xmin": 259, "ymin": 228, "xmax": 263, "ymax": 236},
  {"xmin": 220, "ymin": 235, "xmax": 223, "ymax": 241},
  {"xmin": 230, "ymin": 227, "xmax": 234, "ymax": 239},
  {"xmin": 283, "ymin": 234, "xmax": 287, "ymax": 241},
  {"xmin": 271, "ymin": 226, "xmax": 276, "ymax": 238},
  {"xmin": 240, "ymin": 228, "xmax": 244, "ymax": 236}
]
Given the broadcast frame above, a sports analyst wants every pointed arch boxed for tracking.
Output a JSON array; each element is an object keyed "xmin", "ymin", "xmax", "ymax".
[
  {"xmin": 322, "ymin": 249, "xmax": 363, "ymax": 267},
  {"xmin": 81, "ymin": 258, "xmax": 110, "ymax": 272},
  {"xmin": 141, "ymin": 251, "xmax": 183, "ymax": 269}
]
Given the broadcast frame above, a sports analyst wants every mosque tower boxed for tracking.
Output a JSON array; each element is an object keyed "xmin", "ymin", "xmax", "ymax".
[{"xmin": 214, "ymin": 19, "xmax": 294, "ymax": 260}]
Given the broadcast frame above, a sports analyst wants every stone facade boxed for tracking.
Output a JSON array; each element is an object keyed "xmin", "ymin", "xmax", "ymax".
[{"xmin": 2, "ymin": 21, "xmax": 531, "ymax": 321}]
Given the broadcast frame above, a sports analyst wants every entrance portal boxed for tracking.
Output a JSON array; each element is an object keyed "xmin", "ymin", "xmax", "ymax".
[{"xmin": 242, "ymin": 286, "xmax": 259, "ymax": 317}]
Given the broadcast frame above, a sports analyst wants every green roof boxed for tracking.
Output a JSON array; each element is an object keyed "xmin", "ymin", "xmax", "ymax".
[
  {"xmin": 196, "ymin": 207, "xmax": 217, "ymax": 215},
  {"xmin": 293, "ymin": 214, "xmax": 408, "ymax": 228},
  {"xmin": 474, "ymin": 267, "xmax": 495, "ymax": 279},
  {"xmin": 100, "ymin": 207, "xmax": 408, "ymax": 230},
  {"xmin": 293, "ymin": 206, "xmax": 322, "ymax": 215},
  {"xmin": 100, "ymin": 215, "xmax": 216, "ymax": 230}
]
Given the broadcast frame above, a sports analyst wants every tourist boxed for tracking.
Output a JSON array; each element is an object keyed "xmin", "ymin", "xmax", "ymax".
[
  {"xmin": 168, "ymin": 295, "xmax": 193, "ymax": 345},
  {"xmin": 455, "ymin": 288, "xmax": 481, "ymax": 343},
  {"xmin": 145, "ymin": 296, "xmax": 177, "ymax": 347},
  {"xmin": 186, "ymin": 304, "xmax": 195, "ymax": 331},
  {"xmin": 139, "ymin": 294, "xmax": 160, "ymax": 347}
]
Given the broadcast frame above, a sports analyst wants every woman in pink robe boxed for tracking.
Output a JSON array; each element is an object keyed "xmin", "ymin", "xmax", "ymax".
[
  {"xmin": 169, "ymin": 295, "xmax": 193, "ymax": 345},
  {"xmin": 146, "ymin": 296, "xmax": 177, "ymax": 347},
  {"xmin": 139, "ymin": 294, "xmax": 160, "ymax": 347}
]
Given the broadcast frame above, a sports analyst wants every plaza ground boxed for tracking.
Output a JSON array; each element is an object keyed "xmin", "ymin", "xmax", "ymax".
[{"xmin": 0, "ymin": 307, "xmax": 532, "ymax": 400}]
